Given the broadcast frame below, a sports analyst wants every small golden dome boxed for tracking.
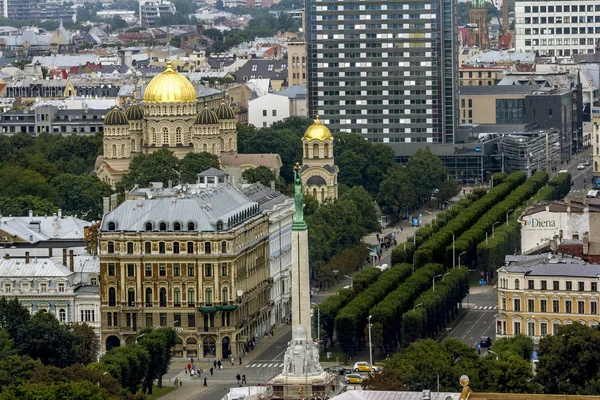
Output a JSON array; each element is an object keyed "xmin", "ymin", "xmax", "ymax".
[
  {"xmin": 195, "ymin": 107, "xmax": 219, "ymax": 125},
  {"xmin": 143, "ymin": 61, "xmax": 197, "ymax": 103},
  {"xmin": 215, "ymin": 99, "xmax": 236, "ymax": 120},
  {"xmin": 125, "ymin": 104, "xmax": 144, "ymax": 120},
  {"xmin": 104, "ymin": 107, "xmax": 128, "ymax": 126},
  {"xmin": 303, "ymin": 115, "xmax": 332, "ymax": 141}
]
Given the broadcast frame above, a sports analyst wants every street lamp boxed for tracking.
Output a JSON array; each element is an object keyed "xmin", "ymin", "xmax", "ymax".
[
  {"xmin": 506, "ymin": 209, "xmax": 514, "ymax": 226},
  {"xmin": 488, "ymin": 350, "xmax": 499, "ymax": 360},
  {"xmin": 492, "ymin": 221, "xmax": 500, "ymax": 238},
  {"xmin": 135, "ymin": 334, "xmax": 145, "ymax": 343},
  {"xmin": 452, "ymin": 232, "xmax": 456, "ymax": 268},
  {"xmin": 413, "ymin": 303, "xmax": 423, "ymax": 310},
  {"xmin": 311, "ymin": 302, "xmax": 320, "ymax": 348},
  {"xmin": 458, "ymin": 251, "xmax": 467, "ymax": 268},
  {"xmin": 424, "ymin": 210, "xmax": 435, "ymax": 228},
  {"xmin": 368, "ymin": 315, "xmax": 373, "ymax": 368},
  {"xmin": 513, "ymin": 207, "xmax": 524, "ymax": 221},
  {"xmin": 343, "ymin": 275, "xmax": 353, "ymax": 290}
]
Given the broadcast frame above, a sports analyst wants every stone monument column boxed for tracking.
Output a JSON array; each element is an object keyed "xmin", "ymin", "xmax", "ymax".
[{"xmin": 291, "ymin": 163, "xmax": 311, "ymax": 339}]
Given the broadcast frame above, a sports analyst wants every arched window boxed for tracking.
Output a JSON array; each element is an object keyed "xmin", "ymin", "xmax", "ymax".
[
  {"xmin": 228, "ymin": 138, "xmax": 233, "ymax": 150},
  {"xmin": 127, "ymin": 242, "xmax": 134, "ymax": 254},
  {"xmin": 159, "ymin": 242, "xmax": 166, "ymax": 254},
  {"xmin": 163, "ymin": 128, "xmax": 169, "ymax": 145},
  {"xmin": 324, "ymin": 143, "xmax": 330, "ymax": 158},
  {"xmin": 159, "ymin": 288, "xmax": 167, "ymax": 307},
  {"xmin": 216, "ymin": 220, "xmax": 223, "ymax": 231},
  {"xmin": 205, "ymin": 288, "xmax": 213, "ymax": 306},
  {"xmin": 188, "ymin": 288, "xmax": 195, "ymax": 306},
  {"xmin": 205, "ymin": 242, "xmax": 211, "ymax": 254},
  {"xmin": 515, "ymin": 279, "xmax": 520, "ymax": 290},
  {"xmin": 220, "ymin": 138, "xmax": 225, "ymax": 151},
  {"xmin": 107, "ymin": 241, "xmax": 115, "ymax": 254},
  {"xmin": 174, "ymin": 288, "xmax": 181, "ymax": 306},
  {"xmin": 321, "ymin": 188, "xmax": 326, "ymax": 200},
  {"xmin": 131, "ymin": 139, "xmax": 136, "ymax": 152},
  {"xmin": 313, "ymin": 143, "xmax": 319, "ymax": 158},
  {"xmin": 312, "ymin": 188, "xmax": 317, "ymax": 198},
  {"xmin": 159, "ymin": 222, "xmax": 167, "ymax": 231},
  {"xmin": 222, "ymin": 287, "xmax": 228, "ymax": 303},
  {"xmin": 121, "ymin": 144, "xmax": 125, "ymax": 157},
  {"xmin": 173, "ymin": 242, "xmax": 180, "ymax": 254},
  {"xmin": 304, "ymin": 143, "xmax": 308, "ymax": 158},
  {"xmin": 221, "ymin": 241, "xmax": 227, "ymax": 254},
  {"xmin": 151, "ymin": 128, "xmax": 157, "ymax": 144},
  {"xmin": 174, "ymin": 222, "xmax": 181, "ymax": 231},
  {"xmin": 58, "ymin": 308, "xmax": 66, "ymax": 323},
  {"xmin": 128, "ymin": 288, "xmax": 135, "ymax": 306},
  {"xmin": 176, "ymin": 106, "xmax": 181, "ymax": 114},
  {"xmin": 112, "ymin": 144, "xmax": 117, "ymax": 157},
  {"xmin": 212, "ymin": 143, "xmax": 216, "ymax": 154},
  {"xmin": 145, "ymin": 287, "xmax": 152, "ymax": 306},
  {"xmin": 108, "ymin": 221, "xmax": 116, "ymax": 231},
  {"xmin": 188, "ymin": 222, "xmax": 195, "ymax": 231},
  {"xmin": 176, "ymin": 127, "xmax": 182, "ymax": 143},
  {"xmin": 108, "ymin": 287, "xmax": 116, "ymax": 306},
  {"xmin": 203, "ymin": 144, "xmax": 207, "ymax": 152},
  {"xmin": 145, "ymin": 222, "xmax": 153, "ymax": 231}
]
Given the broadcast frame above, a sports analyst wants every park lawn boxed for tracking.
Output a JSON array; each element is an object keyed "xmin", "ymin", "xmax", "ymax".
[{"xmin": 143, "ymin": 386, "xmax": 174, "ymax": 399}]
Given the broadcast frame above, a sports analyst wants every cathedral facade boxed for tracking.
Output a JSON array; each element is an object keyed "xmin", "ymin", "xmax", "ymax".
[
  {"xmin": 301, "ymin": 117, "xmax": 338, "ymax": 203},
  {"xmin": 96, "ymin": 62, "xmax": 238, "ymax": 186}
]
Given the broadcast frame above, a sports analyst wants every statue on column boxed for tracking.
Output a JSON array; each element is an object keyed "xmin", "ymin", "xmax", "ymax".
[
  {"xmin": 282, "ymin": 325, "xmax": 322, "ymax": 376},
  {"xmin": 293, "ymin": 162, "xmax": 306, "ymax": 228}
]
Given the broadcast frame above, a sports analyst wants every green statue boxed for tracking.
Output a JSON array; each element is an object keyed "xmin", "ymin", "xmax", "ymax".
[{"xmin": 292, "ymin": 162, "xmax": 307, "ymax": 230}]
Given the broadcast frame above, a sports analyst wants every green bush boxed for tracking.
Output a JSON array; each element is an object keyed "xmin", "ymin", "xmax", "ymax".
[
  {"xmin": 549, "ymin": 172, "xmax": 571, "ymax": 199},
  {"xmin": 335, "ymin": 263, "xmax": 413, "ymax": 356},
  {"xmin": 368, "ymin": 263, "xmax": 444, "ymax": 349},
  {"xmin": 476, "ymin": 220, "xmax": 521, "ymax": 270},
  {"xmin": 401, "ymin": 267, "xmax": 469, "ymax": 345},
  {"xmin": 447, "ymin": 171, "xmax": 547, "ymax": 269},
  {"xmin": 492, "ymin": 172, "xmax": 508, "ymax": 185}
]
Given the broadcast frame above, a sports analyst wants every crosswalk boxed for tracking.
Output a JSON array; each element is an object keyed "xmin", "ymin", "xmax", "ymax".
[
  {"xmin": 471, "ymin": 305, "xmax": 498, "ymax": 310},
  {"xmin": 247, "ymin": 362, "xmax": 285, "ymax": 369}
]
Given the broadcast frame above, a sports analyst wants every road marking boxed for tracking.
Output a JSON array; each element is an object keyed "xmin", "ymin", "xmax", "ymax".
[{"xmin": 460, "ymin": 306, "xmax": 492, "ymax": 341}]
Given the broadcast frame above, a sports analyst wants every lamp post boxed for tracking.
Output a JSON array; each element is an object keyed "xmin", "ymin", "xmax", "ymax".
[
  {"xmin": 343, "ymin": 275, "xmax": 353, "ymax": 290},
  {"xmin": 311, "ymin": 302, "xmax": 320, "ymax": 349},
  {"xmin": 506, "ymin": 209, "xmax": 514, "ymax": 226},
  {"xmin": 413, "ymin": 303, "xmax": 423, "ymax": 310},
  {"xmin": 492, "ymin": 221, "xmax": 500, "ymax": 238},
  {"xmin": 368, "ymin": 315, "xmax": 373, "ymax": 368},
  {"xmin": 488, "ymin": 350, "xmax": 499, "ymax": 360},
  {"xmin": 452, "ymin": 232, "xmax": 456, "ymax": 268},
  {"xmin": 458, "ymin": 251, "xmax": 467, "ymax": 268},
  {"xmin": 135, "ymin": 334, "xmax": 145, "ymax": 343},
  {"xmin": 513, "ymin": 207, "xmax": 524, "ymax": 221},
  {"xmin": 424, "ymin": 210, "xmax": 435, "ymax": 228},
  {"xmin": 433, "ymin": 274, "xmax": 443, "ymax": 292}
]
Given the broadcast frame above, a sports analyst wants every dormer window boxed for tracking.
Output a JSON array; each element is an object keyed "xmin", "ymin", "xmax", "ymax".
[
  {"xmin": 108, "ymin": 221, "xmax": 116, "ymax": 231},
  {"xmin": 145, "ymin": 222, "xmax": 153, "ymax": 231},
  {"xmin": 199, "ymin": 177, "xmax": 205, "ymax": 183},
  {"xmin": 207, "ymin": 177, "xmax": 215, "ymax": 184},
  {"xmin": 174, "ymin": 222, "xmax": 181, "ymax": 231},
  {"xmin": 58, "ymin": 283, "xmax": 65, "ymax": 293},
  {"xmin": 188, "ymin": 222, "xmax": 195, "ymax": 231},
  {"xmin": 159, "ymin": 222, "xmax": 167, "ymax": 231}
]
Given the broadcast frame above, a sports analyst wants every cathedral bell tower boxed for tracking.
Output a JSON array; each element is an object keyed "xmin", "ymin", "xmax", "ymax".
[{"xmin": 301, "ymin": 116, "xmax": 338, "ymax": 203}]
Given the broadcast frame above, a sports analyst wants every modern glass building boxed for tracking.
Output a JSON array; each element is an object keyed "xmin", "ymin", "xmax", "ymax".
[{"xmin": 306, "ymin": 0, "xmax": 458, "ymax": 151}]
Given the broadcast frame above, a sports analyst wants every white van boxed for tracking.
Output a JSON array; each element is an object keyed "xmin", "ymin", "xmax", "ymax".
[{"xmin": 375, "ymin": 264, "xmax": 389, "ymax": 272}]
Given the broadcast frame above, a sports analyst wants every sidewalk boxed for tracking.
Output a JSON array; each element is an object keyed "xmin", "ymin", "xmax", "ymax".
[{"xmin": 160, "ymin": 324, "xmax": 292, "ymax": 400}]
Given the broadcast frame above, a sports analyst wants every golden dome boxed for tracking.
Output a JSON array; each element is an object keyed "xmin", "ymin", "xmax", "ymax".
[
  {"xmin": 143, "ymin": 61, "xmax": 197, "ymax": 103},
  {"xmin": 303, "ymin": 115, "xmax": 332, "ymax": 141},
  {"xmin": 104, "ymin": 107, "xmax": 128, "ymax": 125}
]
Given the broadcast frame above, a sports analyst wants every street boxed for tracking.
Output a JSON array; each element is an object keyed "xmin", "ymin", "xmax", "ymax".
[{"xmin": 446, "ymin": 285, "xmax": 498, "ymax": 348}]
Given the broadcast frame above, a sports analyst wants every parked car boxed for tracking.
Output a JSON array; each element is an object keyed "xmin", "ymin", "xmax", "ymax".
[
  {"xmin": 345, "ymin": 374, "xmax": 364, "ymax": 384},
  {"xmin": 325, "ymin": 366, "xmax": 349, "ymax": 376},
  {"xmin": 479, "ymin": 336, "xmax": 493, "ymax": 348},
  {"xmin": 577, "ymin": 163, "xmax": 586, "ymax": 170},
  {"xmin": 353, "ymin": 361, "xmax": 379, "ymax": 372},
  {"xmin": 584, "ymin": 159, "xmax": 592, "ymax": 166}
]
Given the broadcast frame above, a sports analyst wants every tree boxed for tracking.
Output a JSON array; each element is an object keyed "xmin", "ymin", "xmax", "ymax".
[
  {"xmin": 71, "ymin": 323, "xmax": 100, "ymax": 366},
  {"xmin": 405, "ymin": 148, "xmax": 448, "ymax": 202},
  {"xmin": 490, "ymin": 334, "xmax": 533, "ymax": 361},
  {"xmin": 121, "ymin": 149, "xmax": 180, "ymax": 188},
  {"xmin": 377, "ymin": 165, "xmax": 417, "ymax": 220},
  {"xmin": 96, "ymin": 345, "xmax": 150, "ymax": 394},
  {"xmin": 0, "ymin": 166, "xmax": 50, "ymax": 199},
  {"xmin": 179, "ymin": 152, "xmax": 220, "ymax": 184},
  {"xmin": 0, "ymin": 297, "xmax": 31, "ymax": 340},
  {"xmin": 341, "ymin": 186, "xmax": 379, "ymax": 233},
  {"xmin": 50, "ymin": 174, "xmax": 112, "ymax": 220},
  {"xmin": 361, "ymin": 369, "xmax": 406, "ymax": 391},
  {"xmin": 242, "ymin": 166, "xmax": 277, "ymax": 187},
  {"xmin": 136, "ymin": 327, "xmax": 176, "ymax": 393},
  {"xmin": 363, "ymin": 322, "xmax": 384, "ymax": 356},
  {"xmin": 0, "ymin": 381, "xmax": 107, "ymax": 400}
]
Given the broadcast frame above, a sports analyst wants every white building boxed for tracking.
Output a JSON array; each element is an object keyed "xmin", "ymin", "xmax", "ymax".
[
  {"xmin": 242, "ymin": 183, "xmax": 293, "ymax": 329},
  {"xmin": 515, "ymin": 0, "xmax": 600, "ymax": 57},
  {"xmin": 0, "ymin": 211, "xmax": 92, "ymax": 259},
  {"xmin": 248, "ymin": 93, "xmax": 290, "ymax": 128},
  {"xmin": 0, "ymin": 254, "xmax": 101, "ymax": 339},
  {"xmin": 139, "ymin": 0, "xmax": 175, "ymax": 26}
]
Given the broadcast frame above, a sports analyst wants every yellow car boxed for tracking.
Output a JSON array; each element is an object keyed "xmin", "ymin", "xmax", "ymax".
[
  {"xmin": 345, "ymin": 374, "xmax": 364, "ymax": 384},
  {"xmin": 353, "ymin": 361, "xmax": 379, "ymax": 372}
]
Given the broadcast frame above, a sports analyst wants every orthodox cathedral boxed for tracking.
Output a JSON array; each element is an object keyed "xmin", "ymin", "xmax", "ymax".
[{"xmin": 96, "ymin": 61, "xmax": 338, "ymax": 200}]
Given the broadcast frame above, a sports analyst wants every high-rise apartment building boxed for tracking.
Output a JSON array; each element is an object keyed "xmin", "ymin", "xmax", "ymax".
[
  {"xmin": 306, "ymin": 0, "xmax": 458, "ymax": 150},
  {"xmin": 515, "ymin": 0, "xmax": 600, "ymax": 57}
]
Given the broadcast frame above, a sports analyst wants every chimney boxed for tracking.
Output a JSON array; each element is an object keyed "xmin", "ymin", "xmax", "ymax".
[
  {"xmin": 28, "ymin": 209, "xmax": 33, "ymax": 220},
  {"xmin": 69, "ymin": 250, "xmax": 74, "ymax": 272},
  {"xmin": 48, "ymin": 248, "xmax": 52, "ymax": 257},
  {"xmin": 110, "ymin": 194, "xmax": 118, "ymax": 211},
  {"xmin": 168, "ymin": 179, "xmax": 173, "ymax": 189},
  {"xmin": 583, "ymin": 231, "xmax": 590, "ymax": 256},
  {"xmin": 25, "ymin": 251, "xmax": 30, "ymax": 264},
  {"xmin": 63, "ymin": 248, "xmax": 67, "ymax": 266},
  {"xmin": 270, "ymin": 180, "xmax": 275, "ymax": 190},
  {"xmin": 103, "ymin": 197, "xmax": 110, "ymax": 214},
  {"xmin": 58, "ymin": 209, "xmax": 62, "ymax": 218}
]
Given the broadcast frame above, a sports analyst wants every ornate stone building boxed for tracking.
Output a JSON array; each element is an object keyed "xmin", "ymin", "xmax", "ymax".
[
  {"xmin": 96, "ymin": 62, "xmax": 238, "ymax": 186},
  {"xmin": 301, "ymin": 117, "xmax": 338, "ymax": 202},
  {"xmin": 99, "ymin": 169, "xmax": 272, "ymax": 359},
  {"xmin": 469, "ymin": 0, "xmax": 489, "ymax": 49}
]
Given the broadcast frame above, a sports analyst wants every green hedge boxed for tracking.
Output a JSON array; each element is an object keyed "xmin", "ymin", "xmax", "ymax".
[
  {"xmin": 317, "ymin": 267, "xmax": 382, "ymax": 343},
  {"xmin": 335, "ymin": 263, "xmax": 413, "ymax": 355},
  {"xmin": 549, "ymin": 172, "xmax": 571, "ymax": 199},
  {"xmin": 492, "ymin": 172, "xmax": 508, "ymax": 185},
  {"xmin": 446, "ymin": 171, "xmax": 548, "ymax": 269},
  {"xmin": 401, "ymin": 267, "xmax": 469, "ymax": 345},
  {"xmin": 476, "ymin": 220, "xmax": 521, "ymax": 271},
  {"xmin": 414, "ymin": 172, "xmax": 526, "ymax": 269},
  {"xmin": 368, "ymin": 263, "xmax": 444, "ymax": 349},
  {"xmin": 391, "ymin": 191, "xmax": 486, "ymax": 265}
]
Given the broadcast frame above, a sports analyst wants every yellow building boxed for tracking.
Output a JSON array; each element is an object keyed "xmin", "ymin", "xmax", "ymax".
[
  {"xmin": 301, "ymin": 117, "xmax": 338, "ymax": 202},
  {"xmin": 458, "ymin": 66, "xmax": 506, "ymax": 87},
  {"xmin": 496, "ymin": 258, "xmax": 600, "ymax": 341},
  {"xmin": 99, "ymin": 169, "xmax": 272, "ymax": 359},
  {"xmin": 96, "ymin": 61, "xmax": 237, "ymax": 186},
  {"xmin": 287, "ymin": 40, "xmax": 306, "ymax": 86}
]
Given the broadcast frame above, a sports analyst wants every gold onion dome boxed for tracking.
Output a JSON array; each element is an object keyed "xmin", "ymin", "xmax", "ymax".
[
  {"xmin": 303, "ymin": 115, "xmax": 332, "ymax": 141},
  {"xmin": 143, "ymin": 61, "xmax": 197, "ymax": 103},
  {"xmin": 214, "ymin": 99, "xmax": 236, "ymax": 120},
  {"xmin": 104, "ymin": 107, "xmax": 128, "ymax": 125},
  {"xmin": 125, "ymin": 104, "xmax": 144, "ymax": 120},
  {"xmin": 195, "ymin": 106, "xmax": 219, "ymax": 125}
]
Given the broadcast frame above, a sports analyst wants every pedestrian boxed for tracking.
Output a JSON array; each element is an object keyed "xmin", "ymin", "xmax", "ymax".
[
  {"xmin": 218, "ymin": 359, "xmax": 222, "ymax": 369},
  {"xmin": 184, "ymin": 367, "xmax": 188, "ymax": 375},
  {"xmin": 239, "ymin": 356, "xmax": 242, "ymax": 366},
  {"xmin": 210, "ymin": 367, "xmax": 214, "ymax": 376},
  {"xmin": 236, "ymin": 374, "xmax": 241, "ymax": 384},
  {"xmin": 204, "ymin": 377, "xmax": 208, "ymax": 387},
  {"xmin": 187, "ymin": 363, "xmax": 191, "ymax": 372},
  {"xmin": 191, "ymin": 369, "xmax": 195, "ymax": 378},
  {"xmin": 179, "ymin": 377, "xmax": 183, "ymax": 387},
  {"xmin": 174, "ymin": 377, "xmax": 178, "ymax": 387},
  {"xmin": 231, "ymin": 357, "xmax": 235, "ymax": 366},
  {"xmin": 242, "ymin": 375, "xmax": 247, "ymax": 384},
  {"xmin": 190, "ymin": 357, "xmax": 194, "ymax": 364},
  {"xmin": 376, "ymin": 233, "xmax": 380, "ymax": 243},
  {"xmin": 213, "ymin": 360, "xmax": 217, "ymax": 369}
]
